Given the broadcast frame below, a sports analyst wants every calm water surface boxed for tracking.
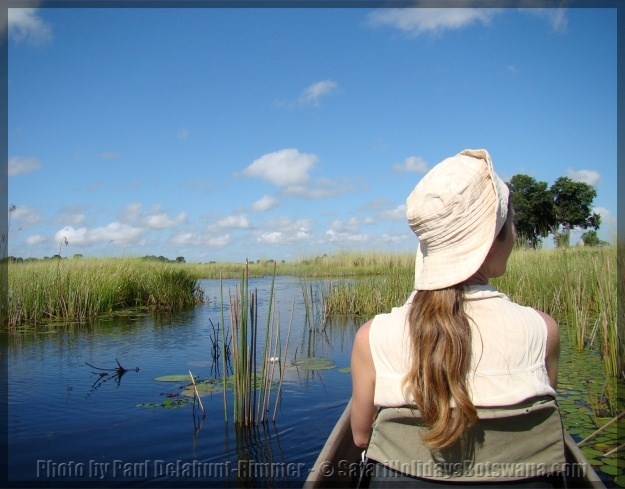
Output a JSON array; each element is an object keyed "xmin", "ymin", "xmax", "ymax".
[
  {"xmin": 7, "ymin": 276, "xmax": 621, "ymax": 487},
  {"xmin": 8, "ymin": 277, "xmax": 358, "ymax": 486}
]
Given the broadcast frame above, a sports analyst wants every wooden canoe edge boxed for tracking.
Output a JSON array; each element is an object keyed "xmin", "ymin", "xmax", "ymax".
[
  {"xmin": 304, "ymin": 400, "xmax": 357, "ymax": 488},
  {"xmin": 563, "ymin": 430, "xmax": 607, "ymax": 488},
  {"xmin": 304, "ymin": 400, "xmax": 608, "ymax": 489}
]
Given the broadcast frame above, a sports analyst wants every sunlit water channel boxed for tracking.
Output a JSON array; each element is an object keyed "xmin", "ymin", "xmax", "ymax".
[
  {"xmin": 7, "ymin": 276, "xmax": 622, "ymax": 487},
  {"xmin": 8, "ymin": 277, "xmax": 357, "ymax": 487}
]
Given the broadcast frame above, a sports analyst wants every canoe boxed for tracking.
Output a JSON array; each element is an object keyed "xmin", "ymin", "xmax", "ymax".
[{"xmin": 304, "ymin": 399, "xmax": 606, "ymax": 488}]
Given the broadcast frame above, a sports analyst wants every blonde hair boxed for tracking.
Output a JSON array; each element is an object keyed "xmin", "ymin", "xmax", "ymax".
[
  {"xmin": 403, "ymin": 286, "xmax": 477, "ymax": 449},
  {"xmin": 403, "ymin": 204, "xmax": 513, "ymax": 449}
]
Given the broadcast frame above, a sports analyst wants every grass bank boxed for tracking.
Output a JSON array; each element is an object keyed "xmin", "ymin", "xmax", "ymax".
[
  {"xmin": 6, "ymin": 247, "xmax": 620, "ymax": 380},
  {"xmin": 183, "ymin": 251, "xmax": 416, "ymax": 279},
  {"xmin": 7, "ymin": 258, "xmax": 204, "ymax": 329}
]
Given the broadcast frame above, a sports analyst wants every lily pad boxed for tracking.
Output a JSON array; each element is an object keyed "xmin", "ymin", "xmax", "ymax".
[
  {"xmin": 181, "ymin": 380, "xmax": 223, "ymax": 397},
  {"xmin": 137, "ymin": 398, "xmax": 191, "ymax": 409},
  {"xmin": 292, "ymin": 357, "xmax": 336, "ymax": 371},
  {"xmin": 154, "ymin": 375, "xmax": 192, "ymax": 382}
]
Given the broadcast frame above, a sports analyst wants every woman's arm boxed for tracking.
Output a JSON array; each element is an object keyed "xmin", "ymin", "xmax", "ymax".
[
  {"xmin": 536, "ymin": 310, "xmax": 560, "ymax": 390},
  {"xmin": 351, "ymin": 319, "xmax": 378, "ymax": 448}
]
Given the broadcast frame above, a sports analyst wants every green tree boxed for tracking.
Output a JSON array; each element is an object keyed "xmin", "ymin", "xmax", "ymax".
[
  {"xmin": 580, "ymin": 230, "xmax": 608, "ymax": 247},
  {"xmin": 508, "ymin": 175, "xmax": 555, "ymax": 248},
  {"xmin": 551, "ymin": 177, "xmax": 601, "ymax": 247}
]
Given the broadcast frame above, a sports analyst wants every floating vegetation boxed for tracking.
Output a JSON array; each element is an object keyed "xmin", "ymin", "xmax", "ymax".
[
  {"xmin": 292, "ymin": 357, "xmax": 336, "ymax": 371},
  {"xmin": 137, "ymin": 398, "xmax": 191, "ymax": 409},
  {"xmin": 154, "ymin": 375, "xmax": 191, "ymax": 382}
]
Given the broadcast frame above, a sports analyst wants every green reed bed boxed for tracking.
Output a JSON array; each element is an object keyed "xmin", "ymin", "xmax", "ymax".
[
  {"xmin": 495, "ymin": 246, "xmax": 620, "ymax": 379},
  {"xmin": 185, "ymin": 251, "xmax": 416, "ymax": 279},
  {"xmin": 226, "ymin": 262, "xmax": 290, "ymax": 425},
  {"xmin": 7, "ymin": 258, "xmax": 204, "ymax": 329},
  {"xmin": 321, "ymin": 246, "xmax": 620, "ymax": 381}
]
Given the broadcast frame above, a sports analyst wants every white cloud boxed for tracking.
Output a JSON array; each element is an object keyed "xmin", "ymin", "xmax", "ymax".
[
  {"xmin": 252, "ymin": 195, "xmax": 279, "ymax": 212},
  {"xmin": 283, "ymin": 176, "xmax": 353, "ymax": 200},
  {"xmin": 277, "ymin": 80, "xmax": 339, "ymax": 109},
  {"xmin": 216, "ymin": 214, "xmax": 250, "ymax": 229},
  {"xmin": 593, "ymin": 207, "xmax": 614, "ymax": 226},
  {"xmin": 176, "ymin": 128, "xmax": 189, "ymax": 139},
  {"xmin": 8, "ymin": 156, "xmax": 41, "ymax": 176},
  {"xmin": 283, "ymin": 184, "xmax": 335, "ymax": 199},
  {"xmin": 324, "ymin": 229, "xmax": 370, "ymax": 244},
  {"xmin": 330, "ymin": 217, "xmax": 370, "ymax": 235},
  {"xmin": 322, "ymin": 218, "xmax": 378, "ymax": 245},
  {"xmin": 55, "ymin": 223, "xmax": 145, "ymax": 248},
  {"xmin": 520, "ymin": 8, "xmax": 567, "ymax": 32},
  {"xmin": 204, "ymin": 234, "xmax": 231, "ymax": 248},
  {"xmin": 119, "ymin": 203, "xmax": 186, "ymax": 229},
  {"xmin": 380, "ymin": 204, "xmax": 406, "ymax": 221},
  {"xmin": 169, "ymin": 228, "xmax": 231, "ymax": 249},
  {"xmin": 366, "ymin": 8, "xmax": 500, "ymax": 37},
  {"xmin": 55, "ymin": 205, "xmax": 87, "ymax": 227},
  {"xmin": 381, "ymin": 233, "xmax": 410, "ymax": 245},
  {"xmin": 10, "ymin": 205, "xmax": 42, "ymax": 225},
  {"xmin": 26, "ymin": 234, "xmax": 46, "ymax": 246},
  {"xmin": 169, "ymin": 232, "xmax": 197, "ymax": 247},
  {"xmin": 257, "ymin": 231, "xmax": 284, "ymax": 244},
  {"xmin": 143, "ymin": 209, "xmax": 187, "ymax": 229},
  {"xmin": 567, "ymin": 168, "xmax": 601, "ymax": 187},
  {"xmin": 394, "ymin": 156, "xmax": 428, "ymax": 173},
  {"xmin": 241, "ymin": 149, "xmax": 317, "ymax": 187},
  {"xmin": 256, "ymin": 217, "xmax": 312, "ymax": 244},
  {"xmin": 8, "ymin": 8, "xmax": 53, "ymax": 45},
  {"xmin": 120, "ymin": 202, "xmax": 142, "ymax": 223},
  {"xmin": 298, "ymin": 80, "xmax": 338, "ymax": 107}
]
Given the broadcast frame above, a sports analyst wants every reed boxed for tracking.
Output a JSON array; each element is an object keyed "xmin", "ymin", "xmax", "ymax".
[
  {"xmin": 227, "ymin": 261, "xmax": 288, "ymax": 426},
  {"xmin": 184, "ymin": 251, "xmax": 416, "ymax": 279},
  {"xmin": 495, "ymin": 246, "xmax": 619, "ymax": 378},
  {"xmin": 322, "ymin": 246, "xmax": 620, "ymax": 380},
  {"xmin": 7, "ymin": 258, "xmax": 204, "ymax": 329},
  {"xmin": 321, "ymin": 271, "xmax": 414, "ymax": 317}
]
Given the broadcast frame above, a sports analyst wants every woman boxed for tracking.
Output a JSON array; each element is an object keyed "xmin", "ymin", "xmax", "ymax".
[{"xmin": 351, "ymin": 149, "xmax": 563, "ymax": 487}]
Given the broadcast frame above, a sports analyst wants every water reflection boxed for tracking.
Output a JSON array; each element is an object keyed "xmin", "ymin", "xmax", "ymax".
[
  {"xmin": 85, "ymin": 358, "xmax": 140, "ymax": 396},
  {"xmin": 7, "ymin": 277, "xmax": 357, "ymax": 484}
]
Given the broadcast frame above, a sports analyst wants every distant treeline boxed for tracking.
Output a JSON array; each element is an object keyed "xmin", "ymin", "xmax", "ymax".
[{"xmin": 6, "ymin": 254, "xmax": 188, "ymax": 263}]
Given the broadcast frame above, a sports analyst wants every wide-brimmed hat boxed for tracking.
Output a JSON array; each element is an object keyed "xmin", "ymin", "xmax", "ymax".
[{"xmin": 406, "ymin": 149, "xmax": 509, "ymax": 290}]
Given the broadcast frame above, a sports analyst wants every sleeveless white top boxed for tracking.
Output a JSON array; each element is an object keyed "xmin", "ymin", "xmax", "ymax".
[{"xmin": 369, "ymin": 285, "xmax": 556, "ymax": 407}]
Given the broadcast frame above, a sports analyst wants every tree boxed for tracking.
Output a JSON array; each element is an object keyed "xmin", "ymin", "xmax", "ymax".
[
  {"xmin": 508, "ymin": 175, "xmax": 556, "ymax": 248},
  {"xmin": 580, "ymin": 230, "xmax": 608, "ymax": 247},
  {"xmin": 551, "ymin": 177, "xmax": 601, "ymax": 247}
]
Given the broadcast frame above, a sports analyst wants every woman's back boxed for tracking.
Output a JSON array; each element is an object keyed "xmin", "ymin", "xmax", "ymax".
[{"xmin": 369, "ymin": 285, "xmax": 555, "ymax": 409}]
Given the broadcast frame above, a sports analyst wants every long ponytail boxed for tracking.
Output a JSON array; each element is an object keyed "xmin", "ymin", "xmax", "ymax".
[{"xmin": 402, "ymin": 286, "xmax": 477, "ymax": 449}]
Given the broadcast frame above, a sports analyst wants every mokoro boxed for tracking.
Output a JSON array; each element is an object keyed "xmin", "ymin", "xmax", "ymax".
[{"xmin": 304, "ymin": 399, "xmax": 606, "ymax": 488}]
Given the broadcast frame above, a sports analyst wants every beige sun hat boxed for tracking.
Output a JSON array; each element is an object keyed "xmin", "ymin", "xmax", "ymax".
[{"xmin": 407, "ymin": 149, "xmax": 510, "ymax": 290}]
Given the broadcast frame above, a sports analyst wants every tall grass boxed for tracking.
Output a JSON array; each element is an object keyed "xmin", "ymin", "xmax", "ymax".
[
  {"xmin": 184, "ymin": 251, "xmax": 416, "ymax": 279},
  {"xmin": 7, "ymin": 258, "xmax": 203, "ymax": 329},
  {"xmin": 495, "ymin": 246, "xmax": 619, "ymax": 378},
  {"xmin": 322, "ymin": 246, "xmax": 620, "ymax": 380}
]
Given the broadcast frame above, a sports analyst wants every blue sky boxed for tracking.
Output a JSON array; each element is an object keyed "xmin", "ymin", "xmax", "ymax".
[{"xmin": 6, "ymin": 6, "xmax": 617, "ymax": 262}]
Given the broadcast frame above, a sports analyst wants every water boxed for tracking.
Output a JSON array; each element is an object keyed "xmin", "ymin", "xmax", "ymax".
[
  {"xmin": 7, "ymin": 276, "xmax": 622, "ymax": 487},
  {"xmin": 8, "ymin": 277, "xmax": 358, "ymax": 486}
]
